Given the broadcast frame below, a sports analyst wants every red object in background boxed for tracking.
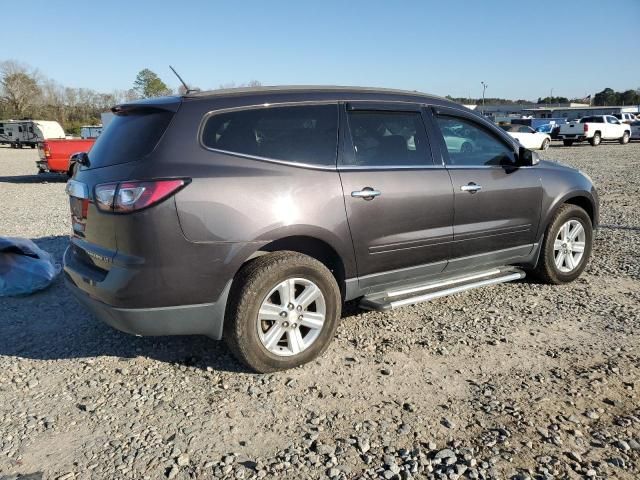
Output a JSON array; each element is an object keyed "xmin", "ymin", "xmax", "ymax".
[{"xmin": 37, "ymin": 138, "xmax": 95, "ymax": 174}]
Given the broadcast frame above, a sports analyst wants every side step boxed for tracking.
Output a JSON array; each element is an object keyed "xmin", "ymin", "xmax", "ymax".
[{"xmin": 359, "ymin": 267, "xmax": 525, "ymax": 312}]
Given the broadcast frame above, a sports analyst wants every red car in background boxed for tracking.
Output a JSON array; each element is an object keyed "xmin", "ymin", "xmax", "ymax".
[{"xmin": 37, "ymin": 139, "xmax": 95, "ymax": 176}]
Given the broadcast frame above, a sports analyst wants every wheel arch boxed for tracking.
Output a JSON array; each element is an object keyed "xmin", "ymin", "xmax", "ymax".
[
  {"xmin": 563, "ymin": 195, "xmax": 595, "ymax": 226},
  {"xmin": 239, "ymin": 235, "xmax": 349, "ymax": 300},
  {"xmin": 542, "ymin": 192, "xmax": 597, "ymax": 235}
]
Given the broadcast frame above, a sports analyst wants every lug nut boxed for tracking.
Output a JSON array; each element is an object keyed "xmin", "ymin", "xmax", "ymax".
[
  {"xmin": 296, "ymin": 305, "xmax": 302, "ymax": 312},
  {"xmin": 287, "ymin": 303, "xmax": 294, "ymax": 310},
  {"xmin": 282, "ymin": 321, "xmax": 289, "ymax": 327},
  {"xmin": 298, "ymin": 315, "xmax": 303, "ymax": 320},
  {"xmin": 280, "ymin": 311, "xmax": 287, "ymax": 318},
  {"xmin": 292, "ymin": 323, "xmax": 297, "ymax": 328}
]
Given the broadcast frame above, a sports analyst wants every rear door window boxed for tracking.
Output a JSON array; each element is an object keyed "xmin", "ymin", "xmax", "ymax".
[
  {"xmin": 344, "ymin": 110, "xmax": 432, "ymax": 167},
  {"xmin": 201, "ymin": 104, "xmax": 338, "ymax": 167},
  {"xmin": 88, "ymin": 109, "xmax": 174, "ymax": 168}
]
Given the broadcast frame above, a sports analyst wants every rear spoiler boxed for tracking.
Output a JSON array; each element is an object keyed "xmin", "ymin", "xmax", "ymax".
[{"xmin": 112, "ymin": 96, "xmax": 181, "ymax": 115}]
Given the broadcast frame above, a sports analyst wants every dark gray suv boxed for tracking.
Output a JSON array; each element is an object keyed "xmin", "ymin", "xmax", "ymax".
[{"xmin": 64, "ymin": 86, "xmax": 598, "ymax": 372}]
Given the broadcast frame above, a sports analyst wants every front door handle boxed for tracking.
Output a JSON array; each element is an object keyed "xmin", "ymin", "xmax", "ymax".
[
  {"xmin": 351, "ymin": 187, "xmax": 381, "ymax": 200},
  {"xmin": 460, "ymin": 183, "xmax": 482, "ymax": 194}
]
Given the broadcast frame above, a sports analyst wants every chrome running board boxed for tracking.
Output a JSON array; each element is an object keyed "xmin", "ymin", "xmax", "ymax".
[{"xmin": 359, "ymin": 267, "xmax": 525, "ymax": 311}]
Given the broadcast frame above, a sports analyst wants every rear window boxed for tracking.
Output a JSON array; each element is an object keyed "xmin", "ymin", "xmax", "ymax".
[
  {"xmin": 201, "ymin": 104, "xmax": 338, "ymax": 166},
  {"xmin": 87, "ymin": 109, "xmax": 174, "ymax": 168}
]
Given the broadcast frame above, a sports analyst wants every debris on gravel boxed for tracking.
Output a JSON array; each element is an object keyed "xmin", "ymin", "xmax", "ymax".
[{"xmin": 0, "ymin": 143, "xmax": 639, "ymax": 479}]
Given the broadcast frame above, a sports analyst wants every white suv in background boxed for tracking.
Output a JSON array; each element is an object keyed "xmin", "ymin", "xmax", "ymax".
[{"xmin": 613, "ymin": 113, "xmax": 637, "ymax": 124}]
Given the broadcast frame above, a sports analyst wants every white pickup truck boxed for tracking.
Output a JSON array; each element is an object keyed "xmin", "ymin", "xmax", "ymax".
[{"xmin": 558, "ymin": 115, "xmax": 631, "ymax": 146}]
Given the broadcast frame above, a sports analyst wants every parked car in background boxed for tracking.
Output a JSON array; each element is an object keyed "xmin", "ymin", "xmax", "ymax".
[
  {"xmin": 501, "ymin": 124, "xmax": 551, "ymax": 150},
  {"xmin": 64, "ymin": 86, "xmax": 598, "ymax": 372},
  {"xmin": 37, "ymin": 138, "xmax": 95, "ymax": 175},
  {"xmin": 630, "ymin": 120, "xmax": 640, "ymax": 140},
  {"xmin": 613, "ymin": 113, "xmax": 637, "ymax": 124},
  {"xmin": 0, "ymin": 120, "xmax": 65, "ymax": 148},
  {"xmin": 558, "ymin": 115, "xmax": 631, "ymax": 146}
]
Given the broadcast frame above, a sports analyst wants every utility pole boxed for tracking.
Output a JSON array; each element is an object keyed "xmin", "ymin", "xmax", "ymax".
[{"xmin": 481, "ymin": 81, "xmax": 487, "ymax": 115}]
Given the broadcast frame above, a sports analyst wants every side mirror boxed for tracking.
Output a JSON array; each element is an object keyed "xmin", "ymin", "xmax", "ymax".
[
  {"xmin": 70, "ymin": 151, "xmax": 90, "ymax": 168},
  {"xmin": 517, "ymin": 146, "xmax": 539, "ymax": 166}
]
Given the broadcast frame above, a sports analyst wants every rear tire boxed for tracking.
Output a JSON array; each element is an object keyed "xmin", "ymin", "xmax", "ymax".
[
  {"xmin": 562, "ymin": 140, "xmax": 574, "ymax": 147},
  {"xmin": 589, "ymin": 132, "xmax": 601, "ymax": 146},
  {"xmin": 532, "ymin": 204, "xmax": 592, "ymax": 285},
  {"xmin": 224, "ymin": 251, "xmax": 341, "ymax": 373},
  {"xmin": 540, "ymin": 138, "xmax": 550, "ymax": 150},
  {"xmin": 619, "ymin": 132, "xmax": 630, "ymax": 144}
]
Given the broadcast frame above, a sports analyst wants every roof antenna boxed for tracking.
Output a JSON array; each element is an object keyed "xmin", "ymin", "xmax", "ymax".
[{"xmin": 169, "ymin": 65, "xmax": 196, "ymax": 94}]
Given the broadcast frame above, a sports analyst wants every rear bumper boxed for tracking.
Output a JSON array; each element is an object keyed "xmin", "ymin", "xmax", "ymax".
[
  {"xmin": 558, "ymin": 135, "xmax": 586, "ymax": 141},
  {"xmin": 66, "ymin": 275, "xmax": 230, "ymax": 339}
]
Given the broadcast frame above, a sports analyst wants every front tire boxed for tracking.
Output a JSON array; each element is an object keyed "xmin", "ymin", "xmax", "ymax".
[
  {"xmin": 619, "ymin": 132, "xmax": 630, "ymax": 144},
  {"xmin": 589, "ymin": 133, "xmax": 601, "ymax": 146},
  {"xmin": 224, "ymin": 251, "xmax": 341, "ymax": 373},
  {"xmin": 532, "ymin": 204, "xmax": 592, "ymax": 284}
]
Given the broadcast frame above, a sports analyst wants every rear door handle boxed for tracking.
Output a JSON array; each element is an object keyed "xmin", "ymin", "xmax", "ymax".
[
  {"xmin": 460, "ymin": 183, "xmax": 482, "ymax": 193},
  {"xmin": 351, "ymin": 188, "xmax": 381, "ymax": 200}
]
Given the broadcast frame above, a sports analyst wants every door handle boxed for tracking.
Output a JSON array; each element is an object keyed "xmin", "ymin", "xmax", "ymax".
[
  {"xmin": 460, "ymin": 183, "xmax": 482, "ymax": 193},
  {"xmin": 351, "ymin": 188, "xmax": 381, "ymax": 200}
]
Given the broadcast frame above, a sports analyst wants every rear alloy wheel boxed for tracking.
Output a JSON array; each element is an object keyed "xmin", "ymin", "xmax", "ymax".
[
  {"xmin": 589, "ymin": 132, "xmax": 601, "ymax": 146},
  {"xmin": 224, "ymin": 251, "xmax": 341, "ymax": 372},
  {"xmin": 256, "ymin": 278, "xmax": 326, "ymax": 357},
  {"xmin": 619, "ymin": 132, "xmax": 630, "ymax": 144},
  {"xmin": 540, "ymin": 138, "xmax": 550, "ymax": 150},
  {"xmin": 532, "ymin": 204, "xmax": 592, "ymax": 284}
]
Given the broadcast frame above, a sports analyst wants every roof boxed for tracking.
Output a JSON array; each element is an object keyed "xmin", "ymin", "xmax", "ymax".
[{"xmin": 184, "ymin": 85, "xmax": 446, "ymax": 102}]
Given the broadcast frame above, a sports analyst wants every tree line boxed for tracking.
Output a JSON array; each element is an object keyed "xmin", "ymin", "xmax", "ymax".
[
  {"xmin": 2, "ymin": 59, "xmax": 638, "ymax": 135},
  {"xmin": 450, "ymin": 87, "xmax": 640, "ymax": 108},
  {"xmin": 0, "ymin": 61, "xmax": 260, "ymax": 135}
]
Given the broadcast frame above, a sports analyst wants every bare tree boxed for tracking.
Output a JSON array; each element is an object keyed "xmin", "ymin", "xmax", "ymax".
[{"xmin": 0, "ymin": 60, "xmax": 42, "ymax": 117}]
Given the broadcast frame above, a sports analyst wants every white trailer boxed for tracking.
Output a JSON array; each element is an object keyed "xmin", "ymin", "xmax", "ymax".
[
  {"xmin": 0, "ymin": 120, "xmax": 65, "ymax": 148},
  {"xmin": 80, "ymin": 125, "xmax": 103, "ymax": 139}
]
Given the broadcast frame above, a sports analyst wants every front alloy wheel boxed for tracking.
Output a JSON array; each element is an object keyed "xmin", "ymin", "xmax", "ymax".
[
  {"xmin": 553, "ymin": 220, "xmax": 586, "ymax": 273},
  {"xmin": 532, "ymin": 204, "xmax": 592, "ymax": 284}
]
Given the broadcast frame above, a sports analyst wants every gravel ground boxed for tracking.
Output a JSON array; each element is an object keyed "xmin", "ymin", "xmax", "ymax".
[{"xmin": 0, "ymin": 142, "xmax": 638, "ymax": 480}]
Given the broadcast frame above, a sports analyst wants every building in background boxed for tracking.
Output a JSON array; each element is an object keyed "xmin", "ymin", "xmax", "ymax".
[{"xmin": 521, "ymin": 105, "xmax": 640, "ymax": 121}]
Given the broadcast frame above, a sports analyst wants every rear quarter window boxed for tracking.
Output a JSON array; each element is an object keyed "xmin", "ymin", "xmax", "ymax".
[{"xmin": 201, "ymin": 104, "xmax": 338, "ymax": 167}]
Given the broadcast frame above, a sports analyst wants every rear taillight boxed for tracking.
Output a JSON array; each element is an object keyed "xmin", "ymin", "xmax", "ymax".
[
  {"xmin": 583, "ymin": 123, "xmax": 589, "ymax": 133},
  {"xmin": 44, "ymin": 145, "xmax": 51, "ymax": 158},
  {"xmin": 94, "ymin": 179, "xmax": 189, "ymax": 213}
]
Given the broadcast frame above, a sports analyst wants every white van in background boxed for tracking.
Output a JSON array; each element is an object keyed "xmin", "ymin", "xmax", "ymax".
[{"xmin": 0, "ymin": 120, "xmax": 65, "ymax": 148}]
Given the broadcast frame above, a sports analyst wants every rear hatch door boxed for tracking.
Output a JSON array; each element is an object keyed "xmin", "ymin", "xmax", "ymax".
[{"xmin": 67, "ymin": 98, "xmax": 180, "ymax": 264}]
